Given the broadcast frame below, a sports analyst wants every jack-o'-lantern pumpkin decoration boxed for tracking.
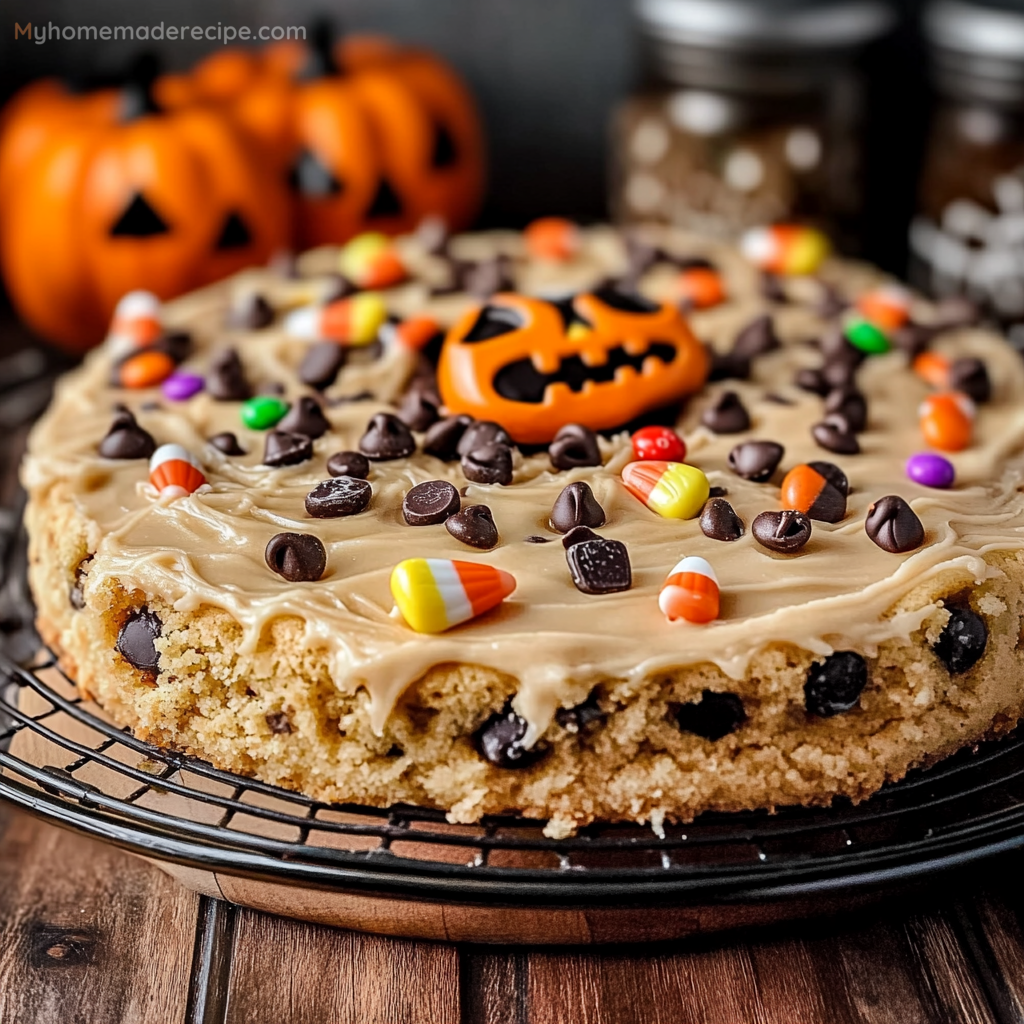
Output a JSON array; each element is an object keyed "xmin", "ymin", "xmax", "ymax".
[
  {"xmin": 438, "ymin": 288, "xmax": 710, "ymax": 444},
  {"xmin": 0, "ymin": 59, "xmax": 291, "ymax": 351}
]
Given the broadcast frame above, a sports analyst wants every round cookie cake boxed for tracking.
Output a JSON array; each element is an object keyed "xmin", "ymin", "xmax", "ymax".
[{"xmin": 22, "ymin": 222, "xmax": 1024, "ymax": 838}]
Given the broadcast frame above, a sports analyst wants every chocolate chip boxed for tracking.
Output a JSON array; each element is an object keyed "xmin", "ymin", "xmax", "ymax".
[
  {"xmin": 566, "ymin": 537, "xmax": 632, "ymax": 594},
  {"xmin": 933, "ymin": 606, "xmax": 988, "ymax": 674},
  {"xmin": 446, "ymin": 504, "xmax": 499, "ymax": 549},
  {"xmin": 949, "ymin": 357, "xmax": 991, "ymax": 404},
  {"xmin": 708, "ymin": 485, "xmax": 728, "ymax": 497},
  {"xmin": 206, "ymin": 347, "xmax": 251, "ymax": 401},
  {"xmin": 69, "ymin": 556, "xmax": 93, "ymax": 610},
  {"xmin": 116, "ymin": 608, "xmax": 162, "ymax": 672},
  {"xmin": 549, "ymin": 481, "xmax": 606, "ymax": 533},
  {"xmin": 424, "ymin": 415, "xmax": 473, "ymax": 460},
  {"xmin": 475, "ymin": 702, "xmax": 544, "ymax": 768},
  {"xmin": 819, "ymin": 325, "xmax": 865, "ymax": 367},
  {"xmin": 676, "ymin": 690, "xmax": 746, "ymax": 740},
  {"xmin": 98, "ymin": 410, "xmax": 155, "ymax": 459},
  {"xmin": 397, "ymin": 387, "xmax": 441, "ymax": 432},
  {"xmin": 457, "ymin": 420, "xmax": 513, "ymax": 458},
  {"xmin": 265, "ymin": 532, "xmax": 326, "ymax": 582},
  {"xmin": 812, "ymin": 417, "xmax": 860, "ymax": 455},
  {"xmin": 752, "ymin": 510, "xmax": 812, "ymax": 553},
  {"xmin": 298, "ymin": 341, "xmax": 347, "ymax": 390},
  {"xmin": 548, "ymin": 424, "xmax": 602, "ymax": 471},
  {"xmin": 462, "ymin": 443, "xmax": 513, "ymax": 485},
  {"xmin": 278, "ymin": 396, "xmax": 330, "ymax": 439},
  {"xmin": 209, "ymin": 432, "xmax": 245, "ymax": 456},
  {"xmin": 807, "ymin": 460, "xmax": 849, "ymax": 497},
  {"xmin": 524, "ymin": 535, "xmax": 551, "ymax": 544},
  {"xmin": 403, "ymin": 480, "xmax": 460, "ymax": 525},
  {"xmin": 864, "ymin": 495, "xmax": 924, "ymax": 553},
  {"xmin": 805, "ymin": 651, "xmax": 867, "ymax": 716},
  {"xmin": 561, "ymin": 525, "xmax": 602, "ymax": 549},
  {"xmin": 265, "ymin": 711, "xmax": 292, "ymax": 735},
  {"xmin": 707, "ymin": 347, "xmax": 751, "ymax": 382},
  {"xmin": 228, "ymin": 291, "xmax": 274, "ymax": 330},
  {"xmin": 263, "ymin": 430, "xmax": 313, "ymax": 467},
  {"xmin": 555, "ymin": 690, "xmax": 605, "ymax": 733},
  {"xmin": 321, "ymin": 273, "xmax": 356, "ymax": 303},
  {"xmin": 816, "ymin": 281, "xmax": 848, "ymax": 319},
  {"xmin": 804, "ymin": 474, "xmax": 847, "ymax": 523},
  {"xmin": 327, "ymin": 390, "xmax": 375, "ymax": 406},
  {"xmin": 359, "ymin": 413, "xmax": 416, "ymax": 460},
  {"xmin": 824, "ymin": 386, "xmax": 868, "ymax": 433},
  {"xmin": 326, "ymin": 450, "xmax": 369, "ymax": 479},
  {"xmin": 700, "ymin": 498, "xmax": 744, "ymax": 542},
  {"xmin": 732, "ymin": 315, "xmax": 779, "ymax": 362},
  {"xmin": 795, "ymin": 367, "xmax": 830, "ymax": 396},
  {"xmin": 702, "ymin": 391, "xmax": 750, "ymax": 434},
  {"xmin": 891, "ymin": 322, "xmax": 936, "ymax": 360},
  {"xmin": 305, "ymin": 477, "xmax": 372, "ymax": 518},
  {"xmin": 727, "ymin": 440, "xmax": 784, "ymax": 482},
  {"xmin": 761, "ymin": 272, "xmax": 788, "ymax": 304},
  {"xmin": 156, "ymin": 330, "xmax": 192, "ymax": 363}
]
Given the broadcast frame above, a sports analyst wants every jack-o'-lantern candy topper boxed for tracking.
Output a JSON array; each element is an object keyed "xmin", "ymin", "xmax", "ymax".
[{"xmin": 437, "ymin": 288, "xmax": 710, "ymax": 444}]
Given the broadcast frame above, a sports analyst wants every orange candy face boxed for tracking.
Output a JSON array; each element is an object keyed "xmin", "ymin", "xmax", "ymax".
[{"xmin": 919, "ymin": 392, "xmax": 973, "ymax": 451}]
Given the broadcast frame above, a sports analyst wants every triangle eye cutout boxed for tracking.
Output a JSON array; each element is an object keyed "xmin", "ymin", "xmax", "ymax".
[
  {"xmin": 288, "ymin": 149, "xmax": 342, "ymax": 197},
  {"xmin": 367, "ymin": 176, "xmax": 403, "ymax": 218},
  {"xmin": 462, "ymin": 305, "xmax": 524, "ymax": 343},
  {"xmin": 430, "ymin": 122, "xmax": 458, "ymax": 169},
  {"xmin": 591, "ymin": 285, "xmax": 660, "ymax": 313},
  {"xmin": 110, "ymin": 193, "xmax": 169, "ymax": 237},
  {"xmin": 215, "ymin": 211, "xmax": 252, "ymax": 250}
]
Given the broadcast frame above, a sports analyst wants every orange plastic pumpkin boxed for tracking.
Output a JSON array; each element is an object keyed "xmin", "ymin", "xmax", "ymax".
[{"xmin": 438, "ymin": 289, "xmax": 710, "ymax": 444}]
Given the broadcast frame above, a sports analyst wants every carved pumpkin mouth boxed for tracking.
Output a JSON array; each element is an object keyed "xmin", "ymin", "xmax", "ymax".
[{"xmin": 493, "ymin": 341, "xmax": 678, "ymax": 404}]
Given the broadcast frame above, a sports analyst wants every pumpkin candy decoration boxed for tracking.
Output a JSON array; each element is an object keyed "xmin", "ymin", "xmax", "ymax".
[{"xmin": 438, "ymin": 288, "xmax": 710, "ymax": 444}]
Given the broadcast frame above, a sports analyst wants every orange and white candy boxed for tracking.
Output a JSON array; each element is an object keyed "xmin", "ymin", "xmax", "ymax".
[
  {"xmin": 740, "ymin": 224, "xmax": 830, "ymax": 276},
  {"xmin": 856, "ymin": 284, "xmax": 911, "ymax": 331},
  {"xmin": 107, "ymin": 290, "xmax": 163, "ymax": 359},
  {"xmin": 149, "ymin": 444, "xmax": 206, "ymax": 499},
  {"xmin": 677, "ymin": 267, "xmax": 726, "ymax": 309},
  {"xmin": 284, "ymin": 293, "xmax": 388, "ymax": 347},
  {"xmin": 912, "ymin": 351, "xmax": 951, "ymax": 388},
  {"xmin": 380, "ymin": 315, "xmax": 441, "ymax": 351},
  {"xmin": 390, "ymin": 558, "xmax": 516, "ymax": 634},
  {"xmin": 660, "ymin": 557, "xmax": 720, "ymax": 624},
  {"xmin": 339, "ymin": 232, "xmax": 407, "ymax": 289},
  {"xmin": 524, "ymin": 217, "xmax": 580, "ymax": 262},
  {"xmin": 919, "ymin": 391, "xmax": 974, "ymax": 452}
]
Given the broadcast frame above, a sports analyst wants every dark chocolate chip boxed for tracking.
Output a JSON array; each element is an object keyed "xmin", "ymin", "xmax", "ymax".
[
  {"xmin": 795, "ymin": 367, "xmax": 830, "ymax": 396},
  {"xmin": 708, "ymin": 485, "xmax": 728, "ymax": 498},
  {"xmin": 278, "ymin": 396, "xmax": 330, "ymax": 440},
  {"xmin": 457, "ymin": 420, "xmax": 513, "ymax": 458},
  {"xmin": 98, "ymin": 410, "xmax": 156, "ymax": 459},
  {"xmin": 446, "ymin": 504, "xmax": 499, "ymax": 549},
  {"xmin": 524, "ymin": 535, "xmax": 551, "ymax": 544},
  {"xmin": 702, "ymin": 391, "xmax": 750, "ymax": 434},
  {"xmin": 228, "ymin": 291, "xmax": 274, "ymax": 330},
  {"xmin": 326, "ymin": 450, "xmax": 369, "ymax": 479},
  {"xmin": 263, "ymin": 430, "xmax": 313, "ymax": 467},
  {"xmin": 821, "ymin": 358, "xmax": 859, "ymax": 390},
  {"xmin": 424, "ymin": 415, "xmax": 473, "ymax": 460},
  {"xmin": 949, "ymin": 357, "xmax": 991, "ymax": 404},
  {"xmin": 824, "ymin": 386, "xmax": 868, "ymax": 433},
  {"xmin": 812, "ymin": 418, "xmax": 860, "ymax": 455},
  {"xmin": 206, "ymin": 347, "xmax": 251, "ymax": 401},
  {"xmin": 116, "ymin": 608, "xmax": 162, "ymax": 672},
  {"xmin": 359, "ymin": 413, "xmax": 416, "ymax": 460},
  {"xmin": 403, "ymin": 480, "xmax": 460, "ymax": 526},
  {"xmin": 933, "ymin": 606, "xmax": 988, "ymax": 674},
  {"xmin": 864, "ymin": 495, "xmax": 924, "ymax": 553},
  {"xmin": 549, "ymin": 481, "xmax": 606, "ymax": 533},
  {"xmin": 700, "ymin": 498, "xmax": 744, "ymax": 542},
  {"xmin": 155, "ymin": 330, "xmax": 192, "ymax": 364},
  {"xmin": 760, "ymin": 272, "xmax": 789, "ymax": 304},
  {"xmin": 707, "ymin": 347, "xmax": 751, "ymax": 382},
  {"xmin": 462, "ymin": 443, "xmax": 513, "ymax": 485},
  {"xmin": 815, "ymin": 281, "xmax": 848, "ymax": 319},
  {"xmin": 819, "ymin": 326, "xmax": 866, "ymax": 368},
  {"xmin": 327, "ymin": 390, "xmax": 375, "ymax": 406},
  {"xmin": 475, "ymin": 702, "xmax": 544, "ymax": 768},
  {"xmin": 397, "ymin": 387, "xmax": 441, "ymax": 432},
  {"xmin": 305, "ymin": 477, "xmax": 372, "ymax": 518},
  {"xmin": 676, "ymin": 690, "xmax": 746, "ymax": 740},
  {"xmin": 69, "ymin": 556, "xmax": 93, "ymax": 611},
  {"xmin": 561, "ymin": 525, "xmax": 602, "ymax": 549},
  {"xmin": 752, "ymin": 510, "xmax": 812, "ymax": 553},
  {"xmin": 732, "ymin": 315, "xmax": 779, "ymax": 361},
  {"xmin": 555, "ymin": 690, "xmax": 605, "ymax": 732},
  {"xmin": 807, "ymin": 460, "xmax": 849, "ymax": 497},
  {"xmin": 265, "ymin": 711, "xmax": 292, "ymax": 734},
  {"xmin": 727, "ymin": 440, "xmax": 784, "ymax": 482},
  {"xmin": 209, "ymin": 432, "xmax": 245, "ymax": 456},
  {"xmin": 566, "ymin": 537, "xmax": 632, "ymax": 595},
  {"xmin": 298, "ymin": 341, "xmax": 346, "ymax": 390},
  {"xmin": 891, "ymin": 322, "xmax": 936, "ymax": 360},
  {"xmin": 549, "ymin": 423, "xmax": 602, "ymax": 471},
  {"xmin": 805, "ymin": 651, "xmax": 867, "ymax": 717},
  {"xmin": 265, "ymin": 532, "xmax": 327, "ymax": 582}
]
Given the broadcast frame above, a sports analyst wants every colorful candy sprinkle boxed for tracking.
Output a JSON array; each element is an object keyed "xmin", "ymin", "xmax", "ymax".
[
  {"xmin": 118, "ymin": 349, "xmax": 176, "ymax": 389},
  {"xmin": 149, "ymin": 444, "xmax": 205, "ymax": 499},
  {"xmin": 621, "ymin": 461, "xmax": 709, "ymax": 520},
  {"xmin": 779, "ymin": 463, "xmax": 847, "ymax": 523},
  {"xmin": 241, "ymin": 395, "xmax": 289, "ymax": 430},
  {"xmin": 524, "ymin": 217, "xmax": 580, "ymax": 262},
  {"xmin": 339, "ymin": 232, "xmax": 407, "ymax": 289},
  {"xmin": 390, "ymin": 558, "xmax": 516, "ymax": 634},
  {"xmin": 912, "ymin": 351, "xmax": 951, "ymax": 388},
  {"xmin": 659, "ymin": 557, "xmax": 720, "ymax": 624},
  {"xmin": 856, "ymin": 285, "xmax": 911, "ymax": 331},
  {"xmin": 284, "ymin": 293, "xmax": 387, "ymax": 347},
  {"xmin": 162, "ymin": 371, "xmax": 204, "ymax": 401},
  {"xmin": 844, "ymin": 316, "xmax": 890, "ymax": 355},
  {"xmin": 919, "ymin": 392, "xmax": 974, "ymax": 452},
  {"xmin": 906, "ymin": 452, "xmax": 955, "ymax": 489},
  {"xmin": 677, "ymin": 267, "xmax": 725, "ymax": 309},
  {"xmin": 740, "ymin": 224, "xmax": 830, "ymax": 276},
  {"xmin": 631, "ymin": 426, "xmax": 687, "ymax": 463}
]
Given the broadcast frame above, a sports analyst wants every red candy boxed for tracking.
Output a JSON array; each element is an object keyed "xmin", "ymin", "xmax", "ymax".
[{"xmin": 631, "ymin": 426, "xmax": 686, "ymax": 463}]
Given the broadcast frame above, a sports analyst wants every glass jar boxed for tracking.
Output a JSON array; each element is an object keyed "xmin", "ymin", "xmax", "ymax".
[{"xmin": 610, "ymin": 0, "xmax": 892, "ymax": 254}]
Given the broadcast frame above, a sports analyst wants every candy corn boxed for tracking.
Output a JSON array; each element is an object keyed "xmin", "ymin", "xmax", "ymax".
[
  {"xmin": 108, "ymin": 291, "xmax": 162, "ymax": 351},
  {"xmin": 677, "ymin": 267, "xmax": 725, "ymax": 310},
  {"xmin": 856, "ymin": 285, "xmax": 911, "ymax": 332},
  {"xmin": 913, "ymin": 351, "xmax": 951, "ymax": 388},
  {"xmin": 390, "ymin": 558, "xmax": 517, "ymax": 634},
  {"xmin": 284, "ymin": 293, "xmax": 388, "ymax": 347},
  {"xmin": 524, "ymin": 217, "xmax": 580, "ymax": 262},
  {"xmin": 660, "ymin": 557, "xmax": 720, "ymax": 624},
  {"xmin": 631, "ymin": 426, "xmax": 687, "ymax": 463},
  {"xmin": 740, "ymin": 224, "xmax": 830, "ymax": 276},
  {"xmin": 339, "ymin": 232, "xmax": 407, "ymax": 289},
  {"xmin": 149, "ymin": 444, "xmax": 206, "ymax": 499},
  {"xmin": 621, "ymin": 461, "xmax": 709, "ymax": 520},
  {"xmin": 117, "ymin": 349, "xmax": 176, "ymax": 389},
  {"xmin": 919, "ymin": 392, "xmax": 974, "ymax": 451},
  {"xmin": 380, "ymin": 314, "xmax": 442, "ymax": 351}
]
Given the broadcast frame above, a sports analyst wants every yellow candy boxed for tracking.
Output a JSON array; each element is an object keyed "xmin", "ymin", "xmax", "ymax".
[
  {"xmin": 621, "ymin": 460, "xmax": 709, "ymax": 519},
  {"xmin": 339, "ymin": 232, "xmax": 406, "ymax": 289},
  {"xmin": 391, "ymin": 558, "xmax": 517, "ymax": 634}
]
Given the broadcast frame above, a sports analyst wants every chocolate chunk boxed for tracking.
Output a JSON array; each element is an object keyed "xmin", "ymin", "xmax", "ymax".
[
  {"xmin": 555, "ymin": 690, "xmax": 605, "ymax": 732},
  {"xmin": 403, "ymin": 479, "xmax": 460, "ymax": 525},
  {"xmin": 824, "ymin": 386, "xmax": 868, "ymax": 433},
  {"xmin": 700, "ymin": 498, "xmax": 744, "ymax": 542},
  {"xmin": 475, "ymin": 702, "xmax": 544, "ymax": 768},
  {"xmin": 812, "ymin": 417, "xmax": 860, "ymax": 455},
  {"xmin": 708, "ymin": 486, "xmax": 728, "ymax": 498},
  {"xmin": 298, "ymin": 341, "xmax": 346, "ymax": 390},
  {"xmin": 326, "ymin": 450, "xmax": 369, "ymax": 479},
  {"xmin": 69, "ymin": 556, "xmax": 93, "ymax": 610},
  {"xmin": 561, "ymin": 525, "xmax": 602, "ymax": 549},
  {"xmin": 457, "ymin": 420, "xmax": 513, "ymax": 458},
  {"xmin": 752, "ymin": 510, "xmax": 812, "ymax": 553},
  {"xmin": 804, "ymin": 475, "xmax": 847, "ymax": 523},
  {"xmin": 446, "ymin": 504, "xmax": 499, "ymax": 549},
  {"xmin": 933, "ymin": 606, "xmax": 988, "ymax": 674},
  {"xmin": 891, "ymin": 322, "xmax": 936, "ymax": 360},
  {"xmin": 707, "ymin": 347, "xmax": 751, "ymax": 382},
  {"xmin": 156, "ymin": 330, "xmax": 192, "ymax": 364},
  {"xmin": 228, "ymin": 291, "xmax": 274, "ymax": 330},
  {"xmin": 702, "ymin": 391, "xmax": 750, "ymax": 434},
  {"xmin": 805, "ymin": 651, "xmax": 867, "ymax": 716},
  {"xmin": 397, "ymin": 387, "xmax": 441, "ymax": 432},
  {"xmin": 819, "ymin": 325, "xmax": 865, "ymax": 368},
  {"xmin": 359, "ymin": 413, "xmax": 416, "ymax": 460},
  {"xmin": 209, "ymin": 432, "xmax": 245, "ymax": 456},
  {"xmin": 566, "ymin": 537, "xmax": 632, "ymax": 595},
  {"xmin": 795, "ymin": 367, "xmax": 830, "ymax": 396},
  {"xmin": 263, "ymin": 430, "xmax": 313, "ymax": 467},
  {"xmin": 462, "ymin": 443, "xmax": 513, "ymax": 485},
  {"xmin": 727, "ymin": 440, "xmax": 784, "ymax": 482},
  {"xmin": 98, "ymin": 410, "xmax": 155, "ymax": 459},
  {"xmin": 549, "ymin": 481, "xmax": 606, "ymax": 533},
  {"xmin": 821, "ymin": 358, "xmax": 859, "ymax": 390},
  {"xmin": 732, "ymin": 315, "xmax": 779, "ymax": 362},
  {"xmin": 116, "ymin": 608, "xmax": 162, "ymax": 672},
  {"xmin": 279, "ymin": 396, "xmax": 330, "ymax": 439},
  {"xmin": 949, "ymin": 357, "xmax": 991, "ymax": 404},
  {"xmin": 305, "ymin": 477, "xmax": 372, "ymax": 518},
  {"xmin": 676, "ymin": 690, "xmax": 746, "ymax": 740},
  {"xmin": 265, "ymin": 711, "xmax": 292, "ymax": 735},
  {"xmin": 424, "ymin": 415, "xmax": 473, "ymax": 460},
  {"xmin": 549, "ymin": 424, "xmax": 602, "ymax": 471},
  {"xmin": 760, "ymin": 272, "xmax": 788, "ymax": 304},
  {"xmin": 524, "ymin": 535, "xmax": 551, "ymax": 544},
  {"xmin": 461, "ymin": 257, "xmax": 513, "ymax": 299},
  {"xmin": 265, "ymin": 532, "xmax": 327, "ymax": 582},
  {"xmin": 864, "ymin": 495, "xmax": 924, "ymax": 553},
  {"xmin": 206, "ymin": 347, "xmax": 251, "ymax": 401}
]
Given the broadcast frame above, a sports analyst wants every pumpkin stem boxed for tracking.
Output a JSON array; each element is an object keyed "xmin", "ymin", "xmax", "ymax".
[
  {"xmin": 299, "ymin": 18, "xmax": 339, "ymax": 79},
  {"xmin": 120, "ymin": 53, "xmax": 162, "ymax": 121}
]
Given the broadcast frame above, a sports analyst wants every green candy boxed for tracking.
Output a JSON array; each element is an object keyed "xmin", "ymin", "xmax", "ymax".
[
  {"xmin": 241, "ymin": 395, "xmax": 289, "ymax": 430},
  {"xmin": 845, "ymin": 317, "xmax": 890, "ymax": 355}
]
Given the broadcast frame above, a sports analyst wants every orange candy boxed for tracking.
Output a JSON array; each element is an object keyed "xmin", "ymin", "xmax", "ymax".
[
  {"xmin": 659, "ymin": 557, "xmax": 720, "ymax": 624},
  {"xmin": 390, "ymin": 315, "xmax": 441, "ymax": 351},
  {"xmin": 912, "ymin": 351, "xmax": 951, "ymax": 389},
  {"xmin": 524, "ymin": 217, "xmax": 580, "ymax": 262},
  {"xmin": 919, "ymin": 392, "xmax": 974, "ymax": 451},
  {"xmin": 856, "ymin": 286, "xmax": 911, "ymax": 332},
  {"xmin": 677, "ymin": 267, "xmax": 725, "ymax": 309},
  {"xmin": 118, "ymin": 349, "xmax": 176, "ymax": 389},
  {"xmin": 779, "ymin": 464, "xmax": 847, "ymax": 522}
]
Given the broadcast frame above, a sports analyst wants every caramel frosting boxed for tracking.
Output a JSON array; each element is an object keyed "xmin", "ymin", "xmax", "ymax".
[{"xmin": 23, "ymin": 227, "xmax": 1024, "ymax": 745}]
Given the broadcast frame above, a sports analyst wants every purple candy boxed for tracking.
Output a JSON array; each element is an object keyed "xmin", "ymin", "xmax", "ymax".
[
  {"xmin": 906, "ymin": 452, "xmax": 955, "ymax": 489},
  {"xmin": 162, "ymin": 371, "xmax": 204, "ymax": 402}
]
